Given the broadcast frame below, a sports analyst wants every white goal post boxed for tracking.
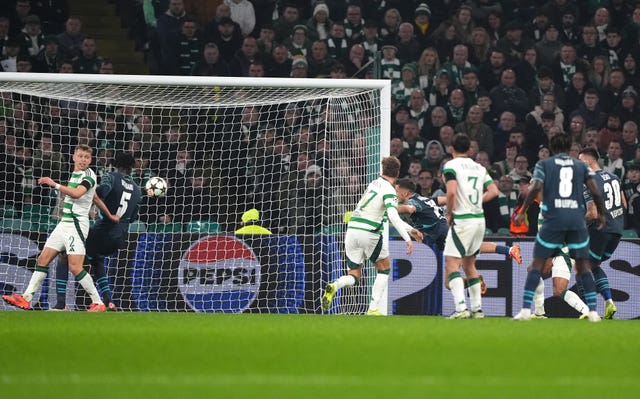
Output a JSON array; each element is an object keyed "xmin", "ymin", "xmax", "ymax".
[{"xmin": 0, "ymin": 72, "xmax": 390, "ymax": 314}]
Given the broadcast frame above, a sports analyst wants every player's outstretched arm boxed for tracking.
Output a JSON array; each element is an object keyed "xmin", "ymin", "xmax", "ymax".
[
  {"xmin": 92, "ymin": 193, "xmax": 120, "ymax": 223},
  {"xmin": 38, "ymin": 176, "xmax": 88, "ymax": 199}
]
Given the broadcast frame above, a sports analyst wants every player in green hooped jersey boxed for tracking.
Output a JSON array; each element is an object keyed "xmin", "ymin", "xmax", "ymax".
[
  {"xmin": 321, "ymin": 156, "xmax": 423, "ymax": 315},
  {"xmin": 3, "ymin": 145, "xmax": 118, "ymax": 312}
]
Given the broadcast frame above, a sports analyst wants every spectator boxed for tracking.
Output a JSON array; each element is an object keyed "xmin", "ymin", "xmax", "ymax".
[
  {"xmin": 484, "ymin": 174, "xmax": 515, "ymax": 232},
  {"xmin": 412, "ymin": 3, "xmax": 434, "ymax": 49},
  {"xmin": 155, "ymin": 0, "xmax": 187, "ymax": 71},
  {"xmin": 528, "ymin": 67, "xmax": 565, "ymax": 109},
  {"xmin": 224, "ymin": 0, "xmax": 255, "ymax": 37},
  {"xmin": 326, "ymin": 22, "xmax": 348, "ymax": 61},
  {"xmin": 622, "ymin": 51, "xmax": 640, "ymax": 89},
  {"xmin": 57, "ymin": 59, "xmax": 73, "ymax": 73},
  {"xmin": 8, "ymin": 0, "xmax": 31, "ymax": 37},
  {"xmin": 422, "ymin": 106, "xmax": 448, "ymax": 141},
  {"xmin": 0, "ymin": 17, "xmax": 9, "ymax": 56},
  {"xmin": 507, "ymin": 153, "xmax": 532, "ymax": 183},
  {"xmin": 283, "ymin": 24, "xmax": 311, "ymax": 59},
  {"xmin": 31, "ymin": 0, "xmax": 68, "ymax": 35},
  {"xmin": 569, "ymin": 88, "xmax": 607, "ymax": 130},
  {"xmin": 535, "ymin": 23, "xmax": 562, "ymax": 67},
  {"xmin": 306, "ymin": 2, "xmax": 331, "ymax": 42},
  {"xmin": 343, "ymin": 4, "xmax": 364, "ymax": 42},
  {"xmin": 469, "ymin": 27, "xmax": 491, "ymax": 65},
  {"xmin": 380, "ymin": 44, "xmax": 401, "ymax": 86},
  {"xmin": 32, "ymin": 35, "xmax": 61, "ymax": 73},
  {"xmin": 576, "ymin": 24, "xmax": 607, "ymax": 64},
  {"xmin": 0, "ymin": 39, "xmax": 20, "ymax": 72},
  {"xmin": 228, "ymin": 36, "xmax": 259, "ymax": 77},
  {"xmin": 478, "ymin": 47, "xmax": 506, "ymax": 90},
  {"xmin": 170, "ymin": 18, "xmax": 201, "ymax": 75},
  {"xmin": 393, "ymin": 63, "xmax": 420, "ymax": 107},
  {"xmin": 273, "ymin": 4, "xmax": 300, "ymax": 44},
  {"xmin": 603, "ymin": 139, "xmax": 625, "ymax": 179},
  {"xmin": 489, "ymin": 69, "xmax": 529, "ymax": 121},
  {"xmin": 290, "ymin": 57, "xmax": 308, "ymax": 78},
  {"xmin": 416, "ymin": 47, "xmax": 440, "ymax": 91},
  {"xmin": 617, "ymin": 88, "xmax": 639, "ymax": 126},
  {"xmin": 395, "ymin": 22, "xmax": 421, "ymax": 64},
  {"xmin": 264, "ymin": 44, "xmax": 291, "ymax": 77},
  {"xmin": 600, "ymin": 68, "xmax": 627, "ymax": 113},
  {"xmin": 72, "ymin": 37, "xmax": 102, "ymax": 74},
  {"xmin": 191, "ymin": 42, "xmax": 229, "ymax": 76},
  {"xmin": 359, "ymin": 20, "xmax": 381, "ymax": 62},
  {"xmin": 497, "ymin": 21, "xmax": 533, "ymax": 63},
  {"xmin": 589, "ymin": 55, "xmax": 611, "ymax": 91},
  {"xmin": 558, "ymin": 9, "xmax": 580, "ymax": 45},
  {"xmin": 455, "ymin": 104, "xmax": 493, "ymax": 157},
  {"xmin": 408, "ymin": 89, "xmax": 429, "ymax": 130},
  {"xmin": 526, "ymin": 93, "xmax": 564, "ymax": 133},
  {"xmin": 248, "ymin": 60, "xmax": 264, "ymax": 77},
  {"xmin": 598, "ymin": 114, "xmax": 622, "ymax": 152},
  {"xmin": 451, "ymin": 4, "xmax": 475, "ymax": 43},
  {"xmin": 416, "ymin": 168, "xmax": 439, "ymax": 197},
  {"xmin": 213, "ymin": 16, "xmax": 243, "ymax": 63},
  {"xmin": 56, "ymin": 16, "xmax": 84, "ymax": 61},
  {"xmin": 624, "ymin": 164, "xmax": 640, "ymax": 235},
  {"xmin": 551, "ymin": 44, "xmax": 589, "ymax": 90},
  {"xmin": 621, "ymin": 121, "xmax": 639, "ymax": 162},
  {"xmin": 602, "ymin": 27, "xmax": 627, "ymax": 70},
  {"xmin": 390, "ymin": 137, "xmax": 410, "ymax": 177},
  {"xmin": 15, "ymin": 55, "xmax": 32, "ymax": 72},
  {"xmin": 17, "ymin": 15, "xmax": 45, "ymax": 57},
  {"xmin": 513, "ymin": 46, "xmax": 539, "ymax": 94},
  {"xmin": 401, "ymin": 119, "xmax": 425, "ymax": 160},
  {"xmin": 442, "ymin": 44, "xmax": 472, "ymax": 87},
  {"xmin": 256, "ymin": 23, "xmax": 275, "ymax": 57},
  {"xmin": 307, "ymin": 40, "xmax": 336, "ymax": 78},
  {"xmin": 493, "ymin": 141, "xmax": 518, "ymax": 177},
  {"xmin": 422, "ymin": 141, "xmax": 445, "ymax": 174},
  {"xmin": 438, "ymin": 125, "xmax": 455, "ymax": 153},
  {"xmin": 380, "ymin": 8, "xmax": 402, "ymax": 41},
  {"xmin": 445, "ymin": 88, "xmax": 467, "ymax": 125},
  {"xmin": 594, "ymin": 7, "xmax": 610, "ymax": 41}
]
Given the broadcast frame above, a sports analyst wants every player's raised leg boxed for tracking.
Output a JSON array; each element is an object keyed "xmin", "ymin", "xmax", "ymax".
[{"xmin": 480, "ymin": 242, "xmax": 522, "ymax": 264}]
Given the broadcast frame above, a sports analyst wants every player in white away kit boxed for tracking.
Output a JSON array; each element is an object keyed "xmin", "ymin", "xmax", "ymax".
[
  {"xmin": 321, "ymin": 156, "xmax": 423, "ymax": 315},
  {"xmin": 443, "ymin": 134, "xmax": 498, "ymax": 319},
  {"xmin": 3, "ymin": 145, "xmax": 116, "ymax": 312}
]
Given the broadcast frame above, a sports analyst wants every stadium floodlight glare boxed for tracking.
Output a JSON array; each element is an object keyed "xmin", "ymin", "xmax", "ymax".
[{"xmin": 0, "ymin": 72, "xmax": 390, "ymax": 314}]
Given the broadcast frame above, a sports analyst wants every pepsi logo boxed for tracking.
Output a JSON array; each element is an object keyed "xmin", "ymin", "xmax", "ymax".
[{"xmin": 178, "ymin": 236, "xmax": 261, "ymax": 313}]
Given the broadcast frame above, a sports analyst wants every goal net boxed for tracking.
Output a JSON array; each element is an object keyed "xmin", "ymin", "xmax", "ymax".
[{"xmin": 0, "ymin": 73, "xmax": 390, "ymax": 314}]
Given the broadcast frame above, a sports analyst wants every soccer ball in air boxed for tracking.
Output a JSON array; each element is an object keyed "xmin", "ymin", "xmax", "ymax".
[{"xmin": 145, "ymin": 176, "xmax": 168, "ymax": 197}]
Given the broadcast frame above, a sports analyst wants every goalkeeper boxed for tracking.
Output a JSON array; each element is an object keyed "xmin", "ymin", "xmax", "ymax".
[
  {"xmin": 322, "ymin": 156, "xmax": 423, "ymax": 315},
  {"xmin": 54, "ymin": 152, "xmax": 142, "ymax": 311}
]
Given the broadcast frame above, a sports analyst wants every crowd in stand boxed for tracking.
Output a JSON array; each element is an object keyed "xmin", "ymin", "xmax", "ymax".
[{"xmin": 1, "ymin": 0, "xmax": 640, "ymax": 236}]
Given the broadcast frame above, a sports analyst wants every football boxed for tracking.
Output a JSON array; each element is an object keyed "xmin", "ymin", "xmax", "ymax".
[{"xmin": 145, "ymin": 176, "xmax": 168, "ymax": 197}]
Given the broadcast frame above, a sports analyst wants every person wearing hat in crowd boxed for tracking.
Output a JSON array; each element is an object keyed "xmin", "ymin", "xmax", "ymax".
[
  {"xmin": 358, "ymin": 20, "xmax": 380, "ymax": 63},
  {"xmin": 497, "ymin": 20, "xmax": 534, "ymax": 63},
  {"xmin": 535, "ymin": 22, "xmax": 562, "ymax": 67},
  {"xmin": 290, "ymin": 56, "xmax": 308, "ymax": 78},
  {"xmin": 235, "ymin": 208, "xmax": 272, "ymax": 235},
  {"xmin": 528, "ymin": 66, "xmax": 565, "ymax": 109},
  {"xmin": 283, "ymin": 24, "xmax": 310, "ymax": 58},
  {"xmin": 17, "ymin": 14, "xmax": 45, "ymax": 57},
  {"xmin": 427, "ymin": 68, "xmax": 452, "ymax": 107},
  {"xmin": 523, "ymin": 8, "xmax": 549, "ymax": 42},
  {"xmin": 380, "ymin": 42, "xmax": 401, "ymax": 85},
  {"xmin": 393, "ymin": 62, "xmax": 420, "ymax": 107},
  {"xmin": 617, "ymin": 87, "xmax": 639, "ymax": 126},
  {"xmin": 32, "ymin": 35, "xmax": 61, "ymax": 73},
  {"xmin": 412, "ymin": 3, "xmax": 433, "ymax": 49},
  {"xmin": 213, "ymin": 16, "xmax": 243, "ymax": 63},
  {"xmin": 306, "ymin": 2, "xmax": 332, "ymax": 42}
]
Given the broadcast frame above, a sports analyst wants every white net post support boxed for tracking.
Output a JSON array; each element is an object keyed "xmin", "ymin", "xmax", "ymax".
[{"xmin": 0, "ymin": 72, "xmax": 390, "ymax": 314}]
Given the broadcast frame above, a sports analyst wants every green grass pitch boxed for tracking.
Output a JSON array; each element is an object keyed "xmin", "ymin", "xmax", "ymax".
[{"xmin": 1, "ymin": 313, "xmax": 639, "ymax": 399}]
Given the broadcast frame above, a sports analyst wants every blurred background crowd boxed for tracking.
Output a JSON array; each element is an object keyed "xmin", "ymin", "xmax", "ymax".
[{"xmin": 1, "ymin": 0, "xmax": 640, "ymax": 237}]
